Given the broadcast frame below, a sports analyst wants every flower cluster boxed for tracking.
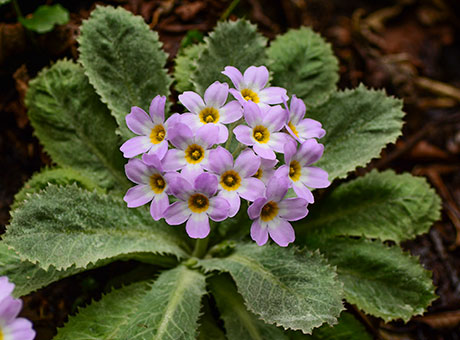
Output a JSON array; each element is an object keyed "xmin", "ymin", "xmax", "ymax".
[
  {"xmin": 121, "ymin": 66, "xmax": 329, "ymax": 247},
  {"xmin": 0, "ymin": 277, "xmax": 35, "ymax": 340}
]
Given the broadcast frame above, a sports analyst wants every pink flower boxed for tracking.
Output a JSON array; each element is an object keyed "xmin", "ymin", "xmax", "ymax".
[{"xmin": 284, "ymin": 95, "xmax": 325, "ymax": 142}]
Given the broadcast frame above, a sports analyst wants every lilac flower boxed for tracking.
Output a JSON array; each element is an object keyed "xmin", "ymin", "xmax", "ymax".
[
  {"xmin": 164, "ymin": 173, "xmax": 230, "ymax": 238},
  {"xmin": 222, "ymin": 66, "xmax": 287, "ymax": 108},
  {"xmin": 178, "ymin": 81, "xmax": 243, "ymax": 144},
  {"xmin": 284, "ymin": 95, "xmax": 325, "ymax": 142},
  {"xmin": 275, "ymin": 139, "xmax": 330, "ymax": 203},
  {"xmin": 0, "ymin": 276, "xmax": 35, "ymax": 340},
  {"xmin": 123, "ymin": 154, "xmax": 177, "ymax": 221},
  {"xmin": 208, "ymin": 147, "xmax": 265, "ymax": 217},
  {"xmin": 248, "ymin": 176, "xmax": 308, "ymax": 247},
  {"xmin": 253, "ymin": 158, "xmax": 278, "ymax": 185},
  {"xmin": 233, "ymin": 101, "xmax": 292, "ymax": 160},
  {"xmin": 120, "ymin": 95, "xmax": 179, "ymax": 159},
  {"xmin": 162, "ymin": 123, "xmax": 218, "ymax": 175}
]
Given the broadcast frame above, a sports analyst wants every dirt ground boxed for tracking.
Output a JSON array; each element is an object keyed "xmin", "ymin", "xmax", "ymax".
[{"xmin": 1, "ymin": 0, "xmax": 460, "ymax": 339}]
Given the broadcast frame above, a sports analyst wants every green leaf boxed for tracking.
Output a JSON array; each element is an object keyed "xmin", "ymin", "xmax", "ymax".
[
  {"xmin": 25, "ymin": 59, "xmax": 128, "ymax": 190},
  {"xmin": 78, "ymin": 5, "xmax": 171, "ymax": 139},
  {"xmin": 300, "ymin": 170, "xmax": 441, "ymax": 243},
  {"xmin": 12, "ymin": 167, "xmax": 101, "ymax": 210},
  {"xmin": 192, "ymin": 19, "xmax": 267, "ymax": 94},
  {"xmin": 309, "ymin": 84, "xmax": 404, "ymax": 181},
  {"xmin": 209, "ymin": 274, "xmax": 288, "ymax": 340},
  {"xmin": 197, "ymin": 298, "xmax": 227, "ymax": 340},
  {"xmin": 306, "ymin": 237, "xmax": 436, "ymax": 322},
  {"xmin": 268, "ymin": 27, "xmax": 339, "ymax": 107},
  {"xmin": 19, "ymin": 4, "xmax": 69, "ymax": 33},
  {"xmin": 55, "ymin": 266, "xmax": 206, "ymax": 340},
  {"xmin": 5, "ymin": 185, "xmax": 189, "ymax": 270},
  {"xmin": 199, "ymin": 243, "xmax": 344, "ymax": 334},
  {"xmin": 174, "ymin": 43, "xmax": 203, "ymax": 93},
  {"xmin": 290, "ymin": 312, "xmax": 372, "ymax": 340},
  {"xmin": 0, "ymin": 0, "xmax": 11, "ymax": 6}
]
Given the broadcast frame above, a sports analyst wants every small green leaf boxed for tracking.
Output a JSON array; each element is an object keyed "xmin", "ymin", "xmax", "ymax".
[
  {"xmin": 5, "ymin": 185, "xmax": 189, "ymax": 270},
  {"xmin": 55, "ymin": 266, "xmax": 207, "ymax": 340},
  {"xmin": 199, "ymin": 243, "xmax": 344, "ymax": 334},
  {"xmin": 268, "ymin": 27, "xmax": 339, "ymax": 107},
  {"xmin": 25, "ymin": 60, "xmax": 128, "ymax": 190},
  {"xmin": 78, "ymin": 5, "xmax": 171, "ymax": 139},
  {"xmin": 174, "ymin": 43, "xmax": 203, "ymax": 93},
  {"xmin": 306, "ymin": 237, "xmax": 437, "ymax": 322},
  {"xmin": 209, "ymin": 274, "xmax": 288, "ymax": 340},
  {"xmin": 193, "ymin": 19, "xmax": 267, "ymax": 94},
  {"xmin": 12, "ymin": 167, "xmax": 101, "ymax": 210},
  {"xmin": 300, "ymin": 170, "xmax": 441, "ymax": 243},
  {"xmin": 290, "ymin": 312, "xmax": 372, "ymax": 340},
  {"xmin": 309, "ymin": 84, "xmax": 405, "ymax": 181},
  {"xmin": 19, "ymin": 4, "xmax": 69, "ymax": 34}
]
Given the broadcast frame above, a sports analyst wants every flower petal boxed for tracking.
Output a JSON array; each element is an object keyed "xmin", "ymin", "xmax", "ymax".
[
  {"xmin": 204, "ymin": 81, "xmax": 229, "ymax": 108},
  {"xmin": 268, "ymin": 218, "xmax": 295, "ymax": 247},
  {"xmin": 169, "ymin": 175, "xmax": 194, "ymax": 201},
  {"xmin": 208, "ymin": 146, "xmax": 234, "ymax": 174},
  {"xmin": 243, "ymin": 66, "xmax": 268, "ymax": 90},
  {"xmin": 292, "ymin": 182, "xmax": 314, "ymax": 203},
  {"xmin": 288, "ymin": 95, "xmax": 306, "ymax": 124},
  {"xmin": 219, "ymin": 100, "xmax": 243, "ymax": 123},
  {"xmin": 229, "ymin": 88, "xmax": 246, "ymax": 105},
  {"xmin": 123, "ymin": 185, "xmax": 154, "ymax": 207},
  {"xmin": 4, "ymin": 317, "xmax": 35, "ymax": 340},
  {"xmin": 233, "ymin": 125, "xmax": 254, "ymax": 146},
  {"xmin": 168, "ymin": 123, "xmax": 193, "ymax": 150},
  {"xmin": 296, "ymin": 118, "xmax": 326, "ymax": 139},
  {"xmin": 268, "ymin": 132, "xmax": 293, "ymax": 153},
  {"xmin": 243, "ymin": 101, "xmax": 262, "ymax": 126},
  {"xmin": 234, "ymin": 149, "xmax": 260, "ymax": 177},
  {"xmin": 150, "ymin": 193, "xmax": 169, "ymax": 221},
  {"xmin": 120, "ymin": 136, "xmax": 151, "ymax": 158},
  {"xmin": 266, "ymin": 176, "xmax": 289, "ymax": 202},
  {"xmin": 179, "ymin": 91, "xmax": 205, "ymax": 114},
  {"xmin": 126, "ymin": 107, "xmax": 154, "ymax": 135},
  {"xmin": 301, "ymin": 166, "xmax": 330, "ymax": 188},
  {"xmin": 164, "ymin": 201, "xmax": 190, "ymax": 225},
  {"xmin": 222, "ymin": 66, "xmax": 243, "ymax": 90},
  {"xmin": 125, "ymin": 158, "xmax": 151, "ymax": 184},
  {"xmin": 0, "ymin": 277, "xmax": 15, "ymax": 303},
  {"xmin": 278, "ymin": 197, "xmax": 308, "ymax": 221},
  {"xmin": 251, "ymin": 220, "xmax": 268, "ymax": 246},
  {"xmin": 194, "ymin": 172, "xmax": 218, "ymax": 197},
  {"xmin": 296, "ymin": 139, "xmax": 324, "ymax": 166},
  {"xmin": 0, "ymin": 296, "xmax": 22, "ymax": 322},
  {"xmin": 208, "ymin": 196, "xmax": 230, "ymax": 221},
  {"xmin": 146, "ymin": 140, "xmax": 169, "ymax": 160},
  {"xmin": 238, "ymin": 177, "xmax": 265, "ymax": 202},
  {"xmin": 216, "ymin": 123, "xmax": 229, "ymax": 144},
  {"xmin": 162, "ymin": 149, "xmax": 186, "ymax": 171},
  {"xmin": 165, "ymin": 112, "xmax": 181, "ymax": 130},
  {"xmin": 283, "ymin": 139, "xmax": 297, "ymax": 165},
  {"xmin": 186, "ymin": 213, "xmax": 210, "ymax": 238},
  {"xmin": 149, "ymin": 95, "xmax": 166, "ymax": 124},
  {"xmin": 253, "ymin": 143, "xmax": 276, "ymax": 160},
  {"xmin": 258, "ymin": 86, "xmax": 288, "ymax": 105},
  {"xmin": 195, "ymin": 124, "xmax": 219, "ymax": 149},
  {"xmin": 248, "ymin": 197, "xmax": 267, "ymax": 220},
  {"xmin": 218, "ymin": 191, "xmax": 240, "ymax": 218},
  {"xmin": 263, "ymin": 105, "xmax": 288, "ymax": 132}
]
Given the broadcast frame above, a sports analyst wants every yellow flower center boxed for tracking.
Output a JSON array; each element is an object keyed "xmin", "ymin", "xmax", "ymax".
[
  {"xmin": 289, "ymin": 160, "xmax": 301, "ymax": 182},
  {"xmin": 253, "ymin": 168, "xmax": 263, "ymax": 179},
  {"xmin": 185, "ymin": 144, "xmax": 205, "ymax": 164},
  {"xmin": 260, "ymin": 201, "xmax": 279, "ymax": 222},
  {"xmin": 199, "ymin": 107, "xmax": 220, "ymax": 124},
  {"xmin": 0, "ymin": 328, "xmax": 3, "ymax": 340},
  {"xmin": 188, "ymin": 193, "xmax": 209, "ymax": 213},
  {"xmin": 149, "ymin": 174, "xmax": 166, "ymax": 194},
  {"xmin": 288, "ymin": 121, "xmax": 299, "ymax": 137},
  {"xmin": 252, "ymin": 125, "xmax": 270, "ymax": 144},
  {"xmin": 241, "ymin": 88, "xmax": 260, "ymax": 103},
  {"xmin": 150, "ymin": 124, "xmax": 166, "ymax": 144},
  {"xmin": 220, "ymin": 170, "xmax": 241, "ymax": 191}
]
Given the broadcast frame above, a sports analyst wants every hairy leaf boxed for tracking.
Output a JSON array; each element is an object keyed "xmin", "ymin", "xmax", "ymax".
[
  {"xmin": 199, "ymin": 243, "xmax": 344, "ymax": 334},
  {"xmin": 309, "ymin": 85, "xmax": 404, "ymax": 180},
  {"xmin": 300, "ymin": 170, "xmax": 441, "ymax": 243},
  {"xmin": 268, "ymin": 27, "xmax": 338, "ymax": 107},
  {"xmin": 78, "ymin": 6, "xmax": 171, "ymax": 139},
  {"xmin": 174, "ymin": 43, "xmax": 203, "ymax": 93},
  {"xmin": 193, "ymin": 19, "xmax": 267, "ymax": 94},
  {"xmin": 25, "ymin": 59, "xmax": 127, "ymax": 190},
  {"xmin": 209, "ymin": 274, "xmax": 288, "ymax": 340},
  {"xmin": 55, "ymin": 266, "xmax": 206, "ymax": 340},
  {"xmin": 12, "ymin": 167, "xmax": 101, "ymax": 210},
  {"xmin": 306, "ymin": 237, "xmax": 436, "ymax": 322},
  {"xmin": 197, "ymin": 298, "xmax": 227, "ymax": 340},
  {"xmin": 19, "ymin": 4, "xmax": 69, "ymax": 33},
  {"xmin": 290, "ymin": 312, "xmax": 372, "ymax": 340},
  {"xmin": 5, "ymin": 185, "xmax": 189, "ymax": 270}
]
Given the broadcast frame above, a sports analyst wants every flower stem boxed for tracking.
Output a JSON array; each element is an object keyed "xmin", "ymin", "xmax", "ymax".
[
  {"xmin": 192, "ymin": 237, "xmax": 209, "ymax": 258},
  {"xmin": 12, "ymin": 0, "xmax": 23, "ymax": 19}
]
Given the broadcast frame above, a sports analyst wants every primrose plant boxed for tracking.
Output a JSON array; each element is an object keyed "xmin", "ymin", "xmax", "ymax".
[{"xmin": 1, "ymin": 5, "xmax": 441, "ymax": 340}]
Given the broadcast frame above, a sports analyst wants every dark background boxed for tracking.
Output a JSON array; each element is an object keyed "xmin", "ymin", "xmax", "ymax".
[{"xmin": 1, "ymin": 0, "xmax": 460, "ymax": 339}]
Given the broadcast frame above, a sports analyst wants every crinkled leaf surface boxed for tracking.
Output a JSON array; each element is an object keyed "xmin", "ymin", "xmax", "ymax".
[
  {"xmin": 78, "ymin": 5, "xmax": 171, "ymax": 139},
  {"xmin": 299, "ymin": 170, "xmax": 441, "ymax": 243},
  {"xmin": 19, "ymin": 4, "xmax": 69, "ymax": 33},
  {"xmin": 174, "ymin": 43, "xmax": 203, "ymax": 93},
  {"xmin": 199, "ymin": 243, "xmax": 344, "ymax": 334},
  {"xmin": 306, "ymin": 237, "xmax": 436, "ymax": 322},
  {"xmin": 193, "ymin": 19, "xmax": 267, "ymax": 94},
  {"xmin": 309, "ymin": 84, "xmax": 404, "ymax": 180},
  {"xmin": 5, "ymin": 185, "xmax": 189, "ymax": 270},
  {"xmin": 290, "ymin": 312, "xmax": 371, "ymax": 340},
  {"xmin": 54, "ymin": 266, "xmax": 206, "ymax": 340},
  {"xmin": 268, "ymin": 27, "xmax": 338, "ymax": 107},
  {"xmin": 25, "ymin": 60, "xmax": 127, "ymax": 190},
  {"xmin": 209, "ymin": 274, "xmax": 288, "ymax": 340}
]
